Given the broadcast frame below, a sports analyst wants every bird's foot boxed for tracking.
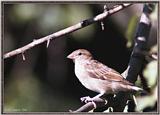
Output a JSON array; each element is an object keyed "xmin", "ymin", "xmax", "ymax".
[{"xmin": 80, "ymin": 96, "xmax": 94, "ymax": 103}]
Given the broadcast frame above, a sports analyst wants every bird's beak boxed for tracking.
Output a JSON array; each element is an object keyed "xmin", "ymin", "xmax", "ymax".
[{"xmin": 67, "ymin": 53, "xmax": 74, "ymax": 59}]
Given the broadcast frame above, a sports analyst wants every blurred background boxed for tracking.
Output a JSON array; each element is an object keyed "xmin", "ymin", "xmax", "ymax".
[{"xmin": 3, "ymin": 2, "xmax": 158, "ymax": 112}]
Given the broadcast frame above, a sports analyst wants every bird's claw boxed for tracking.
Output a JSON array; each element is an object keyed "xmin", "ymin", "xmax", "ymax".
[{"xmin": 80, "ymin": 96, "xmax": 93, "ymax": 103}]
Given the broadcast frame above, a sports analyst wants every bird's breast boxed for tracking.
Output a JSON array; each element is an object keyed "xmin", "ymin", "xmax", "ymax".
[
  {"xmin": 74, "ymin": 61, "xmax": 108, "ymax": 93},
  {"xmin": 74, "ymin": 61, "xmax": 88, "ymax": 80}
]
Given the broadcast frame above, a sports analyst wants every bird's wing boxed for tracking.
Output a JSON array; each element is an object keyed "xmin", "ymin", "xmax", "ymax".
[{"xmin": 85, "ymin": 60, "xmax": 133, "ymax": 85}]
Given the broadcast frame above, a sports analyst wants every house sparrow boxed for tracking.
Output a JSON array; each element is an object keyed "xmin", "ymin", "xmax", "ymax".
[{"xmin": 67, "ymin": 49, "xmax": 143, "ymax": 103}]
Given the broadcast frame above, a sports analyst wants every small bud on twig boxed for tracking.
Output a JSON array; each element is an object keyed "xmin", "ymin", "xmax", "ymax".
[
  {"xmin": 100, "ymin": 5, "xmax": 108, "ymax": 31},
  {"xmin": 46, "ymin": 39, "xmax": 50, "ymax": 48},
  {"xmin": 22, "ymin": 53, "xmax": 26, "ymax": 61},
  {"xmin": 101, "ymin": 21, "xmax": 105, "ymax": 30}
]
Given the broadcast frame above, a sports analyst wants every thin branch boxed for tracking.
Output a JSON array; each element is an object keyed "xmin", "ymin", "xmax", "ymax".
[
  {"xmin": 4, "ymin": 4, "xmax": 132, "ymax": 59},
  {"xmin": 71, "ymin": 97, "xmax": 107, "ymax": 112}
]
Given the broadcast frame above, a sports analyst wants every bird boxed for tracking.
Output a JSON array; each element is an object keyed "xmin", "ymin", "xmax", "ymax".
[{"xmin": 67, "ymin": 49, "xmax": 143, "ymax": 103}]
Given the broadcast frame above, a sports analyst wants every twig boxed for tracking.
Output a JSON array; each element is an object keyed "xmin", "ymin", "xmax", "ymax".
[
  {"xmin": 72, "ymin": 97, "xmax": 107, "ymax": 112},
  {"xmin": 4, "ymin": 4, "xmax": 132, "ymax": 59}
]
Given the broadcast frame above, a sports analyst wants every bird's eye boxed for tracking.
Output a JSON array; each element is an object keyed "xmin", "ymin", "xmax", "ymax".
[{"xmin": 78, "ymin": 52, "xmax": 82, "ymax": 55}]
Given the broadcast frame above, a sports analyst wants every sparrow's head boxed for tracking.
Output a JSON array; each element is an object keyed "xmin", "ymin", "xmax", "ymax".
[{"xmin": 67, "ymin": 49, "xmax": 93, "ymax": 60}]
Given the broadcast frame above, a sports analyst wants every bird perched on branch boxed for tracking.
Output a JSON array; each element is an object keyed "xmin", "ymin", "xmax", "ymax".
[{"xmin": 67, "ymin": 49, "xmax": 143, "ymax": 103}]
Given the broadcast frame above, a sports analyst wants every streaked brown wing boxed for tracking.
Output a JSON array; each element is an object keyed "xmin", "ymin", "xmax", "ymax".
[{"xmin": 85, "ymin": 60, "xmax": 133, "ymax": 85}]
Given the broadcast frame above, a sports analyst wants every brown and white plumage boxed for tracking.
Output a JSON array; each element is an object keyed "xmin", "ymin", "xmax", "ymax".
[{"xmin": 67, "ymin": 49, "xmax": 142, "ymax": 101}]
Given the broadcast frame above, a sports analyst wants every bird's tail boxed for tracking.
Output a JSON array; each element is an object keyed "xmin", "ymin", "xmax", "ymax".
[
  {"xmin": 130, "ymin": 86, "xmax": 148, "ymax": 94},
  {"xmin": 131, "ymin": 86, "xmax": 143, "ymax": 92}
]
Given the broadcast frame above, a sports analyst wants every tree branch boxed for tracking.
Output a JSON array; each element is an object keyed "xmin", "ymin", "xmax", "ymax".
[
  {"xmin": 4, "ymin": 4, "xmax": 132, "ymax": 59},
  {"xmin": 71, "ymin": 97, "xmax": 107, "ymax": 112},
  {"xmin": 107, "ymin": 3, "xmax": 155, "ymax": 112}
]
